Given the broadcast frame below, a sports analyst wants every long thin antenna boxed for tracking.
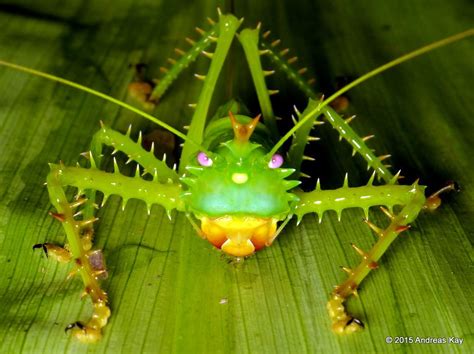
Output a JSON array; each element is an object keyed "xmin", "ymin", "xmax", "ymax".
[
  {"xmin": 269, "ymin": 28, "xmax": 474, "ymax": 155},
  {"xmin": 0, "ymin": 60, "xmax": 202, "ymax": 148}
]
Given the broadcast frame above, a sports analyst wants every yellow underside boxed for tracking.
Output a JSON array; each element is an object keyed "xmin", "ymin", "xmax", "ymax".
[{"xmin": 200, "ymin": 216, "xmax": 278, "ymax": 257}]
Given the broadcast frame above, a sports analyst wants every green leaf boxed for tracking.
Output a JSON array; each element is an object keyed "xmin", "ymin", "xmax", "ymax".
[{"xmin": 0, "ymin": 1, "xmax": 472, "ymax": 353}]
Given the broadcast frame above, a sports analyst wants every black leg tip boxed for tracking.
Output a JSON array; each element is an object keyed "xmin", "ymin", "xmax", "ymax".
[
  {"xmin": 65, "ymin": 321, "xmax": 84, "ymax": 333},
  {"xmin": 32, "ymin": 243, "xmax": 48, "ymax": 257},
  {"xmin": 452, "ymin": 181, "xmax": 461, "ymax": 192},
  {"xmin": 347, "ymin": 317, "xmax": 365, "ymax": 329},
  {"xmin": 32, "ymin": 244, "xmax": 42, "ymax": 251}
]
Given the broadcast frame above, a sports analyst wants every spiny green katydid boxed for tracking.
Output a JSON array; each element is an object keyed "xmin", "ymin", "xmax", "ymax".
[{"xmin": 0, "ymin": 8, "xmax": 471, "ymax": 343}]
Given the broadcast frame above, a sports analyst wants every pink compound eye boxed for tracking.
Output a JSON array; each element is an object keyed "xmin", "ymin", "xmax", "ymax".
[
  {"xmin": 197, "ymin": 152, "xmax": 213, "ymax": 167},
  {"xmin": 268, "ymin": 154, "xmax": 283, "ymax": 168}
]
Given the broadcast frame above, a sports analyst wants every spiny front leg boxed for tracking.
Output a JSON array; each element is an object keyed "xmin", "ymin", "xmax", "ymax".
[
  {"xmin": 58, "ymin": 122, "xmax": 180, "ymax": 267},
  {"xmin": 79, "ymin": 122, "xmax": 179, "ymax": 248},
  {"xmin": 294, "ymin": 177, "xmax": 429, "ymax": 334},
  {"xmin": 77, "ymin": 123, "xmax": 179, "ymax": 253},
  {"xmin": 45, "ymin": 162, "xmax": 184, "ymax": 342},
  {"xmin": 46, "ymin": 169, "xmax": 109, "ymax": 343},
  {"xmin": 33, "ymin": 241, "xmax": 72, "ymax": 263}
]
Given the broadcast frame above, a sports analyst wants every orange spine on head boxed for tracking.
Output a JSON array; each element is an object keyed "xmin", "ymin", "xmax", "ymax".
[{"xmin": 229, "ymin": 111, "xmax": 261, "ymax": 142}]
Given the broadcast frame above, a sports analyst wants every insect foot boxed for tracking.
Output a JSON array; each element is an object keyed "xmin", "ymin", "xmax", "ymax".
[
  {"xmin": 45, "ymin": 164, "xmax": 112, "ymax": 342},
  {"xmin": 327, "ymin": 294, "xmax": 364, "ymax": 334},
  {"xmin": 33, "ymin": 243, "xmax": 72, "ymax": 263},
  {"xmin": 63, "ymin": 257, "xmax": 110, "ymax": 343},
  {"xmin": 423, "ymin": 181, "xmax": 459, "ymax": 211},
  {"xmin": 127, "ymin": 63, "xmax": 159, "ymax": 110},
  {"xmin": 64, "ymin": 298, "xmax": 110, "ymax": 343},
  {"xmin": 322, "ymin": 180, "xmax": 426, "ymax": 334},
  {"xmin": 127, "ymin": 81, "xmax": 157, "ymax": 110}
]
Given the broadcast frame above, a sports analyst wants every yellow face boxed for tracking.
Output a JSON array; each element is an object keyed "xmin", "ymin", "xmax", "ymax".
[{"xmin": 200, "ymin": 216, "xmax": 278, "ymax": 257}]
